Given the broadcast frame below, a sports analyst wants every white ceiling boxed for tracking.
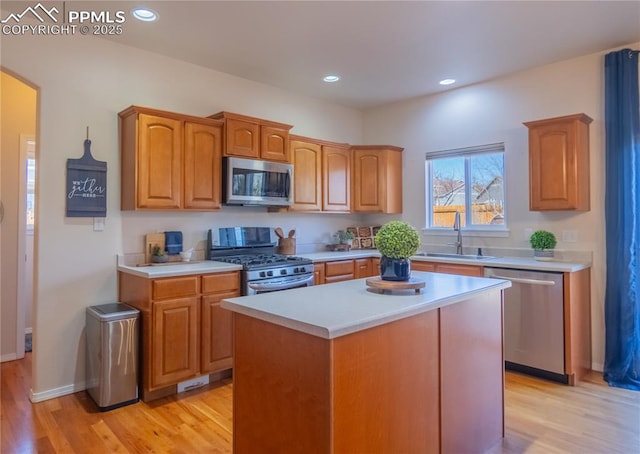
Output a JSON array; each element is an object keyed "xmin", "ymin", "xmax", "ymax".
[{"xmin": 4, "ymin": 1, "xmax": 640, "ymax": 109}]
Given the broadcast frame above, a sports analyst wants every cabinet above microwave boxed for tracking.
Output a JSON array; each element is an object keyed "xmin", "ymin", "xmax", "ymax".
[{"xmin": 208, "ymin": 111, "xmax": 293, "ymax": 163}]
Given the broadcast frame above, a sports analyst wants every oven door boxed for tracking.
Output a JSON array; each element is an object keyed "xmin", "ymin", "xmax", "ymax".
[{"xmin": 246, "ymin": 273, "xmax": 314, "ymax": 296}]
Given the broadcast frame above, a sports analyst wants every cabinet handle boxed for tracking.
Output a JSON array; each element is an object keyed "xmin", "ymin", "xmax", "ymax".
[{"xmin": 0, "ymin": 201, "xmax": 3, "ymax": 224}]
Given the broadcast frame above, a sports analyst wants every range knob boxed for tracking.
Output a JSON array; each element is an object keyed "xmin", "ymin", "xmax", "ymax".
[
  {"xmin": 293, "ymin": 267, "xmax": 299, "ymax": 273},
  {"xmin": 267, "ymin": 270, "xmax": 273, "ymax": 277},
  {"xmin": 280, "ymin": 269, "xmax": 287, "ymax": 275},
  {"xmin": 299, "ymin": 266, "xmax": 306, "ymax": 273},
  {"xmin": 259, "ymin": 271, "xmax": 266, "ymax": 278}
]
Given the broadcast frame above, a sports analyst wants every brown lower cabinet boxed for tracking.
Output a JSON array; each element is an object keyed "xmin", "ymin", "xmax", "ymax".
[
  {"xmin": 118, "ymin": 270, "xmax": 240, "ymax": 401},
  {"xmin": 411, "ymin": 260, "xmax": 484, "ymax": 277},
  {"xmin": 315, "ymin": 257, "xmax": 379, "ymax": 285}
]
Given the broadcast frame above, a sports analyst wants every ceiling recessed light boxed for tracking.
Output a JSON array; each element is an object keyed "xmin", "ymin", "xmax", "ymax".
[
  {"xmin": 131, "ymin": 7, "xmax": 158, "ymax": 22},
  {"xmin": 439, "ymin": 79, "xmax": 456, "ymax": 86},
  {"xmin": 323, "ymin": 75, "xmax": 340, "ymax": 83}
]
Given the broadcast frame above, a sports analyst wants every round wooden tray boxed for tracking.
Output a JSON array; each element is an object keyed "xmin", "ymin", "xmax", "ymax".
[{"xmin": 365, "ymin": 277, "xmax": 426, "ymax": 294}]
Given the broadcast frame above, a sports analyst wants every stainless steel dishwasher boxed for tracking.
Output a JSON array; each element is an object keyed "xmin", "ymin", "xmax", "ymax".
[{"xmin": 484, "ymin": 267, "xmax": 567, "ymax": 383}]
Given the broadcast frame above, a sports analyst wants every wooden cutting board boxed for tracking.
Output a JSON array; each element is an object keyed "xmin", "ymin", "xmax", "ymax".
[{"xmin": 145, "ymin": 233, "xmax": 165, "ymax": 264}]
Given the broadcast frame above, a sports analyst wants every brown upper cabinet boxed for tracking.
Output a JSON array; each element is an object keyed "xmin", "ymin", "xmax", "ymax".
[
  {"xmin": 209, "ymin": 111, "xmax": 293, "ymax": 163},
  {"xmin": 289, "ymin": 135, "xmax": 351, "ymax": 212},
  {"xmin": 119, "ymin": 106, "xmax": 223, "ymax": 211},
  {"xmin": 351, "ymin": 145, "xmax": 403, "ymax": 213},
  {"xmin": 524, "ymin": 113, "xmax": 592, "ymax": 211}
]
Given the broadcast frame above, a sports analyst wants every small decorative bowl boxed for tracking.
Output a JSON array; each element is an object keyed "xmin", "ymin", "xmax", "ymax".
[{"xmin": 179, "ymin": 250, "xmax": 193, "ymax": 261}]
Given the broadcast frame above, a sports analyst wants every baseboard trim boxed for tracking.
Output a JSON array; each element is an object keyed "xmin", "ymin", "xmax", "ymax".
[
  {"xmin": 1, "ymin": 353, "xmax": 19, "ymax": 363},
  {"xmin": 30, "ymin": 381, "xmax": 86, "ymax": 403}
]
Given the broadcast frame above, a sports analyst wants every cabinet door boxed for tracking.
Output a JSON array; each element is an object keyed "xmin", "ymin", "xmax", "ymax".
[
  {"xmin": 202, "ymin": 291, "xmax": 239, "ymax": 373},
  {"xmin": 436, "ymin": 263, "xmax": 484, "ymax": 277},
  {"xmin": 323, "ymin": 146, "xmax": 351, "ymax": 212},
  {"xmin": 314, "ymin": 262, "xmax": 326, "ymax": 285},
  {"xmin": 137, "ymin": 114, "xmax": 182, "ymax": 209},
  {"xmin": 371, "ymin": 257, "xmax": 380, "ymax": 276},
  {"xmin": 355, "ymin": 258, "xmax": 373, "ymax": 279},
  {"xmin": 352, "ymin": 149, "xmax": 383, "ymax": 212},
  {"xmin": 412, "ymin": 261, "xmax": 436, "ymax": 272},
  {"xmin": 183, "ymin": 121, "xmax": 222, "ymax": 210},
  {"xmin": 152, "ymin": 276, "xmax": 199, "ymax": 300},
  {"xmin": 290, "ymin": 139, "xmax": 322, "ymax": 211},
  {"xmin": 352, "ymin": 146, "xmax": 403, "ymax": 214},
  {"xmin": 201, "ymin": 272, "xmax": 240, "ymax": 373},
  {"xmin": 151, "ymin": 297, "xmax": 200, "ymax": 389},
  {"xmin": 325, "ymin": 260, "xmax": 355, "ymax": 282},
  {"xmin": 526, "ymin": 114, "xmax": 591, "ymax": 211},
  {"xmin": 261, "ymin": 125, "xmax": 290, "ymax": 162},
  {"xmin": 225, "ymin": 118, "xmax": 259, "ymax": 158}
]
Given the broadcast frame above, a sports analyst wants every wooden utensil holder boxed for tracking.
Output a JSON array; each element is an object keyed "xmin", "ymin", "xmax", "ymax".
[{"xmin": 278, "ymin": 238, "xmax": 296, "ymax": 255}]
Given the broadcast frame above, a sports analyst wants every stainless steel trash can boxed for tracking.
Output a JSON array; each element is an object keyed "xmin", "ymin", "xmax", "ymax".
[{"xmin": 86, "ymin": 303, "xmax": 139, "ymax": 411}]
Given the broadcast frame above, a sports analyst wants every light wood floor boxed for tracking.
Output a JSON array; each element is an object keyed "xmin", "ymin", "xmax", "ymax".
[{"xmin": 1, "ymin": 354, "xmax": 638, "ymax": 453}]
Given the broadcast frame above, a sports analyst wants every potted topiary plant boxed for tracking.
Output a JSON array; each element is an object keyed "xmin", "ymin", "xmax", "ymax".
[
  {"xmin": 374, "ymin": 220, "xmax": 421, "ymax": 281},
  {"xmin": 529, "ymin": 230, "xmax": 557, "ymax": 261},
  {"xmin": 151, "ymin": 245, "xmax": 168, "ymax": 263}
]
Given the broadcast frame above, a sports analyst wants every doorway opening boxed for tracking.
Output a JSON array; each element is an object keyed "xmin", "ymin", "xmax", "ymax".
[
  {"xmin": 1, "ymin": 69, "xmax": 38, "ymax": 364},
  {"xmin": 19, "ymin": 134, "xmax": 36, "ymax": 353}
]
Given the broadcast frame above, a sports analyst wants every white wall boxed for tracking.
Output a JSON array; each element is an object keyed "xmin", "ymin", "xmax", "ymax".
[
  {"xmin": 1, "ymin": 33, "xmax": 365, "ymax": 399},
  {"xmin": 363, "ymin": 41, "xmax": 640, "ymax": 371}
]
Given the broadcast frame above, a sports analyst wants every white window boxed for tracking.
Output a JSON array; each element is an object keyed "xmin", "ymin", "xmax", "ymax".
[{"xmin": 425, "ymin": 143, "xmax": 506, "ymax": 231}]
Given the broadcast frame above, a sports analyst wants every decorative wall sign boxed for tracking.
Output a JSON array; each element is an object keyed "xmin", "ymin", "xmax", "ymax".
[{"xmin": 66, "ymin": 133, "xmax": 107, "ymax": 217}]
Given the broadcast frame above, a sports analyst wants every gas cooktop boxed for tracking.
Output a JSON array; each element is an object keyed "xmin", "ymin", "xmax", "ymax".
[{"xmin": 212, "ymin": 253, "xmax": 312, "ymax": 270}]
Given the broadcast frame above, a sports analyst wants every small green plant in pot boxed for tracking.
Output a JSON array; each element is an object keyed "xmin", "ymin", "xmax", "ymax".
[
  {"xmin": 529, "ymin": 230, "xmax": 557, "ymax": 261},
  {"xmin": 151, "ymin": 245, "xmax": 168, "ymax": 263},
  {"xmin": 375, "ymin": 220, "xmax": 421, "ymax": 281},
  {"xmin": 335, "ymin": 230, "xmax": 355, "ymax": 245}
]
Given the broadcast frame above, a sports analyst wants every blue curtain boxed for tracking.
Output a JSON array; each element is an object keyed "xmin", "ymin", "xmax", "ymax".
[{"xmin": 604, "ymin": 48, "xmax": 640, "ymax": 391}]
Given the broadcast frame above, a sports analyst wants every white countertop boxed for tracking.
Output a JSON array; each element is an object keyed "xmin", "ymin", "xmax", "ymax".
[
  {"xmin": 221, "ymin": 271, "xmax": 511, "ymax": 339},
  {"xmin": 117, "ymin": 260, "xmax": 242, "ymax": 278},
  {"xmin": 301, "ymin": 250, "xmax": 381, "ymax": 262},
  {"xmin": 300, "ymin": 249, "xmax": 590, "ymax": 273},
  {"xmin": 410, "ymin": 254, "xmax": 590, "ymax": 272},
  {"xmin": 117, "ymin": 249, "xmax": 590, "ymax": 279}
]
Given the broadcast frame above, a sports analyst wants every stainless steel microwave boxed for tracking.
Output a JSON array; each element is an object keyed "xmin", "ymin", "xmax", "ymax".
[{"xmin": 223, "ymin": 157, "xmax": 293, "ymax": 206}]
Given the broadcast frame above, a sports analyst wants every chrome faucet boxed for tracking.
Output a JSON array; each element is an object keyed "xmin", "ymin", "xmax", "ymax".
[{"xmin": 450, "ymin": 211, "xmax": 463, "ymax": 255}]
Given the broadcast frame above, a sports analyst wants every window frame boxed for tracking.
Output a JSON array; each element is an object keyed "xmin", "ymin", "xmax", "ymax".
[{"xmin": 424, "ymin": 142, "xmax": 507, "ymax": 234}]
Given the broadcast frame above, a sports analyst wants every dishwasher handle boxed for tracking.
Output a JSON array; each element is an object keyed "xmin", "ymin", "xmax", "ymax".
[{"xmin": 487, "ymin": 273, "xmax": 556, "ymax": 286}]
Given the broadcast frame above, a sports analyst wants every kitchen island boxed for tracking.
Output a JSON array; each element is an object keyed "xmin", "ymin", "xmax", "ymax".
[{"xmin": 222, "ymin": 271, "xmax": 511, "ymax": 453}]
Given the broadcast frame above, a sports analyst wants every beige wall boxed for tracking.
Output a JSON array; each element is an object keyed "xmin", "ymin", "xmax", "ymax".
[
  {"xmin": 363, "ymin": 41, "xmax": 640, "ymax": 371},
  {"xmin": 1, "ymin": 71, "xmax": 37, "ymax": 361},
  {"xmin": 1, "ymin": 31, "xmax": 365, "ymax": 400}
]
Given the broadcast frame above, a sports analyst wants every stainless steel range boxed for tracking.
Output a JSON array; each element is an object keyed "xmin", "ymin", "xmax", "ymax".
[{"xmin": 207, "ymin": 227, "xmax": 314, "ymax": 295}]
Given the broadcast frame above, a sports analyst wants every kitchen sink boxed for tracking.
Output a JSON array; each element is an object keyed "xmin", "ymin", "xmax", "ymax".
[{"xmin": 414, "ymin": 252, "xmax": 497, "ymax": 260}]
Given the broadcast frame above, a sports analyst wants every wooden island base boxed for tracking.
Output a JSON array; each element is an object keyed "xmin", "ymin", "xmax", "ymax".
[{"xmin": 232, "ymin": 289, "xmax": 504, "ymax": 453}]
